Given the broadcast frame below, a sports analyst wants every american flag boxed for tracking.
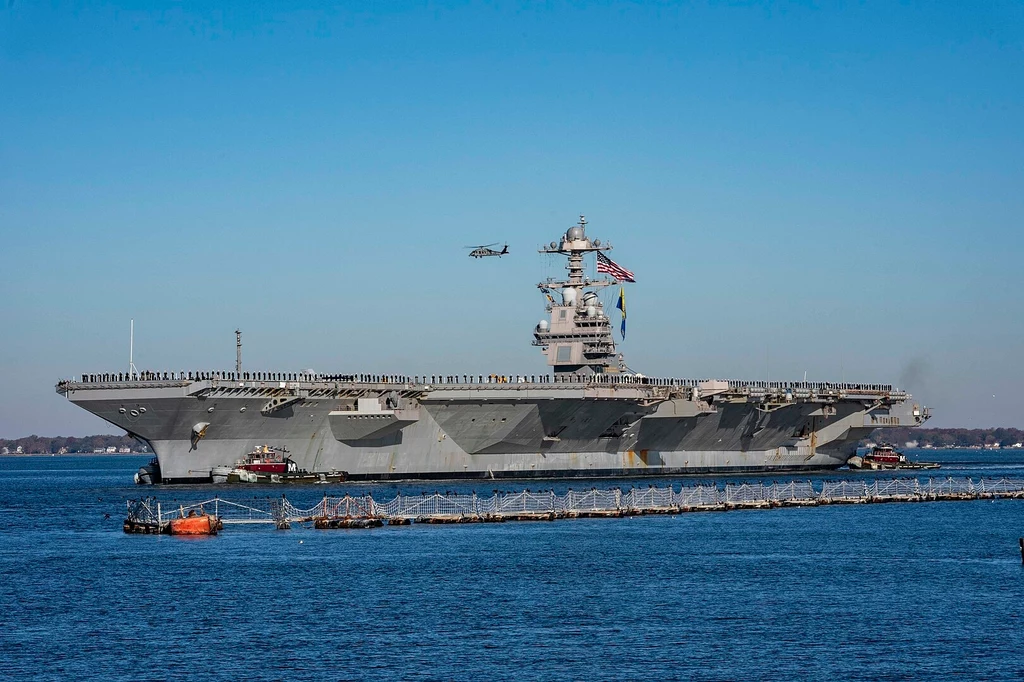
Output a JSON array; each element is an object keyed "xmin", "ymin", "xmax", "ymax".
[{"xmin": 596, "ymin": 251, "xmax": 636, "ymax": 283}]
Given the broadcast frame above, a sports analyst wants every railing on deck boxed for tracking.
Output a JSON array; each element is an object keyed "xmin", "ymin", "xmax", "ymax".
[{"xmin": 64, "ymin": 369, "xmax": 899, "ymax": 396}]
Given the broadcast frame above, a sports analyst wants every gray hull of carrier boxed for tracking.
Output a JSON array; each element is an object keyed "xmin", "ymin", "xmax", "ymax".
[{"xmin": 57, "ymin": 372, "xmax": 927, "ymax": 483}]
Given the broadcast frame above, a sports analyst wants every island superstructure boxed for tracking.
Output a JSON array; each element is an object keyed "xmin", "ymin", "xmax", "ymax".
[{"xmin": 56, "ymin": 216, "xmax": 929, "ymax": 483}]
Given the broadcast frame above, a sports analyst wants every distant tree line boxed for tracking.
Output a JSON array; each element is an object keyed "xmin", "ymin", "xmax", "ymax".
[
  {"xmin": 867, "ymin": 427, "xmax": 1024, "ymax": 448},
  {"xmin": 0, "ymin": 434, "xmax": 148, "ymax": 454}
]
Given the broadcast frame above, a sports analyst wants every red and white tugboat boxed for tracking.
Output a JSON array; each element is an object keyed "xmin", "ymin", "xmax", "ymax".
[
  {"xmin": 212, "ymin": 445, "xmax": 348, "ymax": 484},
  {"xmin": 238, "ymin": 444, "xmax": 297, "ymax": 474},
  {"xmin": 212, "ymin": 445, "xmax": 297, "ymax": 483},
  {"xmin": 848, "ymin": 443, "xmax": 940, "ymax": 470}
]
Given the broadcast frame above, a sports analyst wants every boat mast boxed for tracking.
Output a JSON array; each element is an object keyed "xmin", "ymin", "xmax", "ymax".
[
  {"xmin": 533, "ymin": 216, "xmax": 624, "ymax": 375},
  {"xmin": 128, "ymin": 319, "xmax": 139, "ymax": 379}
]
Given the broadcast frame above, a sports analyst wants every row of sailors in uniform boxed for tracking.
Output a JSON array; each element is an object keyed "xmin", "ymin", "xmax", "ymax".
[
  {"xmin": 77, "ymin": 370, "xmax": 319, "ymax": 383},
  {"xmin": 72, "ymin": 372, "xmax": 895, "ymax": 394}
]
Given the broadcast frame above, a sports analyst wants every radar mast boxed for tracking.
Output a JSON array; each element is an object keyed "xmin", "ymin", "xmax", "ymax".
[{"xmin": 533, "ymin": 216, "xmax": 624, "ymax": 375}]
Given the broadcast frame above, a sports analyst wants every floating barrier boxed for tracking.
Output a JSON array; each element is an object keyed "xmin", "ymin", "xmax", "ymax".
[
  {"xmin": 124, "ymin": 498, "xmax": 265, "ymax": 534},
  {"xmin": 123, "ymin": 477, "xmax": 1024, "ymax": 534}
]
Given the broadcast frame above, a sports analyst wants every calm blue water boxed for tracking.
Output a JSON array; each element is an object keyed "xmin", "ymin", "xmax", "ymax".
[{"xmin": 2, "ymin": 452, "xmax": 1024, "ymax": 680}]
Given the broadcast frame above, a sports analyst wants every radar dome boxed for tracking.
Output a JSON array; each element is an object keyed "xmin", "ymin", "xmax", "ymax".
[
  {"xmin": 593, "ymin": 239, "xmax": 601, "ymax": 246},
  {"xmin": 550, "ymin": 241, "xmax": 558, "ymax": 249},
  {"xmin": 566, "ymin": 225, "xmax": 585, "ymax": 241},
  {"xmin": 538, "ymin": 320, "xmax": 549, "ymax": 332},
  {"xmin": 586, "ymin": 305, "xmax": 597, "ymax": 318},
  {"xmin": 562, "ymin": 288, "xmax": 578, "ymax": 307}
]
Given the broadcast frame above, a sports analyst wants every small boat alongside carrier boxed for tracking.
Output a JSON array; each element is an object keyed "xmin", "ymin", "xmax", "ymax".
[
  {"xmin": 134, "ymin": 458, "xmax": 160, "ymax": 485},
  {"xmin": 847, "ymin": 443, "xmax": 940, "ymax": 471},
  {"xmin": 211, "ymin": 445, "xmax": 348, "ymax": 484}
]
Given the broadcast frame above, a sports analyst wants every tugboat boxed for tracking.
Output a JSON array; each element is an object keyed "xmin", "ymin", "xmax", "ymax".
[
  {"xmin": 847, "ymin": 443, "xmax": 940, "ymax": 471},
  {"xmin": 214, "ymin": 444, "xmax": 348, "ymax": 484},
  {"xmin": 237, "ymin": 444, "xmax": 297, "ymax": 474}
]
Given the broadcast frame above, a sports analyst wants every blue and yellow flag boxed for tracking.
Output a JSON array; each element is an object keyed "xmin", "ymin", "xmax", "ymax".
[{"xmin": 616, "ymin": 286, "xmax": 626, "ymax": 339}]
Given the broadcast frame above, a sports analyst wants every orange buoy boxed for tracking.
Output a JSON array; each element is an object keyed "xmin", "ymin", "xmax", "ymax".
[{"xmin": 169, "ymin": 512, "xmax": 219, "ymax": 536}]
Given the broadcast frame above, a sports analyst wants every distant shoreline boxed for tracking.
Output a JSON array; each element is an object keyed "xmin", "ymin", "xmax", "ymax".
[{"xmin": 0, "ymin": 452, "xmax": 148, "ymax": 457}]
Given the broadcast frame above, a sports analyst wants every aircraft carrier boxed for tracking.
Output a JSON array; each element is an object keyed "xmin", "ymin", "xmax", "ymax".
[{"xmin": 56, "ymin": 217, "xmax": 929, "ymax": 483}]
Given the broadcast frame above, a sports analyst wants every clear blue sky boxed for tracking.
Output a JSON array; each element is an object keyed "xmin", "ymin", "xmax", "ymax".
[{"xmin": 2, "ymin": 1, "xmax": 1022, "ymax": 436}]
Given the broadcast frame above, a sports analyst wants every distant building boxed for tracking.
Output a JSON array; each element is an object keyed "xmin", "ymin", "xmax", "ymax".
[
  {"xmin": 105, "ymin": 446, "xmax": 117, "ymax": 454},
  {"xmin": 904, "ymin": 440, "xmax": 918, "ymax": 449},
  {"xmin": 118, "ymin": 447, "xmax": 131, "ymax": 454},
  {"xmin": 93, "ymin": 448, "xmax": 105, "ymax": 453},
  {"xmin": 1, "ymin": 447, "xmax": 8, "ymax": 455},
  {"xmin": 57, "ymin": 447, "xmax": 67, "ymax": 454},
  {"xmin": 1012, "ymin": 442, "xmax": 1024, "ymax": 449},
  {"xmin": 15, "ymin": 446, "xmax": 23, "ymax": 454}
]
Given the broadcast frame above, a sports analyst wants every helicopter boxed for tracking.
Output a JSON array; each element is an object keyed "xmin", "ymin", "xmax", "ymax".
[{"xmin": 465, "ymin": 243, "xmax": 509, "ymax": 258}]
